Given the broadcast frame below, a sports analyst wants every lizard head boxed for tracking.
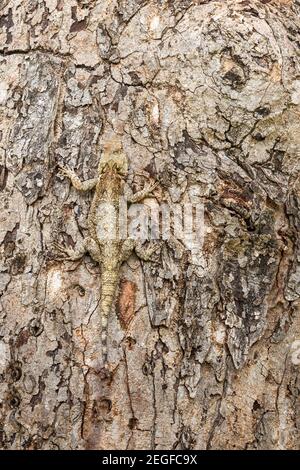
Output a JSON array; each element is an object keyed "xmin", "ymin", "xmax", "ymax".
[{"xmin": 98, "ymin": 138, "xmax": 128, "ymax": 177}]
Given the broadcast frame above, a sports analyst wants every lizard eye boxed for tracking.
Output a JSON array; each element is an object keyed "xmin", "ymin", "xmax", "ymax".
[{"xmin": 119, "ymin": 167, "xmax": 128, "ymax": 176}]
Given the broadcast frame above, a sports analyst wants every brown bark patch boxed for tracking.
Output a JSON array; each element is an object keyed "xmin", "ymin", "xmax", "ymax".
[
  {"xmin": 15, "ymin": 329, "xmax": 30, "ymax": 348},
  {"xmin": 117, "ymin": 280, "xmax": 137, "ymax": 329}
]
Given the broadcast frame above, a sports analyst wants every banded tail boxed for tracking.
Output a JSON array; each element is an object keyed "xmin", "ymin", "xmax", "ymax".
[{"xmin": 100, "ymin": 269, "xmax": 119, "ymax": 369}]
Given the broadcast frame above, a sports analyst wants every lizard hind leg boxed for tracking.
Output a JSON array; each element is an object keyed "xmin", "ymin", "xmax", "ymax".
[
  {"xmin": 85, "ymin": 237, "xmax": 101, "ymax": 263},
  {"xmin": 135, "ymin": 240, "xmax": 162, "ymax": 262},
  {"xmin": 120, "ymin": 238, "xmax": 135, "ymax": 262},
  {"xmin": 53, "ymin": 237, "xmax": 101, "ymax": 263},
  {"xmin": 52, "ymin": 241, "xmax": 86, "ymax": 261}
]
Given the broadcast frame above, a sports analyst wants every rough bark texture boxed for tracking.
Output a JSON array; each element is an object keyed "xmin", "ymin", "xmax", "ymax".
[{"xmin": 0, "ymin": 0, "xmax": 300, "ymax": 450}]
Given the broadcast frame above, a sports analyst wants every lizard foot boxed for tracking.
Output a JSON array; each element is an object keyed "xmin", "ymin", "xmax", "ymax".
[
  {"xmin": 141, "ymin": 179, "xmax": 160, "ymax": 200},
  {"xmin": 58, "ymin": 164, "xmax": 76, "ymax": 180},
  {"xmin": 128, "ymin": 179, "xmax": 160, "ymax": 203},
  {"xmin": 135, "ymin": 240, "xmax": 163, "ymax": 263},
  {"xmin": 144, "ymin": 180, "xmax": 158, "ymax": 194},
  {"xmin": 52, "ymin": 242, "xmax": 82, "ymax": 261}
]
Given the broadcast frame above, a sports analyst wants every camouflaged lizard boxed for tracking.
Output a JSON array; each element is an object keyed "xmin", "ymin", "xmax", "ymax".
[{"xmin": 56, "ymin": 140, "xmax": 159, "ymax": 371}]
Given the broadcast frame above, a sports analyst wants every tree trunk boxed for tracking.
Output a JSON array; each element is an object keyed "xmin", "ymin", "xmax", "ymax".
[{"xmin": 0, "ymin": 0, "xmax": 299, "ymax": 450}]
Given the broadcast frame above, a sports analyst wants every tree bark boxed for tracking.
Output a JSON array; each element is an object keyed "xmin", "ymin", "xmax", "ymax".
[{"xmin": 0, "ymin": 0, "xmax": 299, "ymax": 450}]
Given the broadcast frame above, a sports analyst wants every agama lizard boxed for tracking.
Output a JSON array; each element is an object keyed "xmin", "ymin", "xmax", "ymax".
[{"xmin": 56, "ymin": 139, "xmax": 160, "ymax": 371}]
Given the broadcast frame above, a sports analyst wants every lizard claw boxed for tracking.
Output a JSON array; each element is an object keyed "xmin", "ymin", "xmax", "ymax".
[
  {"xmin": 145, "ymin": 180, "xmax": 158, "ymax": 194},
  {"xmin": 52, "ymin": 242, "xmax": 81, "ymax": 261},
  {"xmin": 58, "ymin": 164, "xmax": 75, "ymax": 180},
  {"xmin": 139, "ymin": 180, "xmax": 159, "ymax": 200},
  {"xmin": 52, "ymin": 241, "xmax": 65, "ymax": 253}
]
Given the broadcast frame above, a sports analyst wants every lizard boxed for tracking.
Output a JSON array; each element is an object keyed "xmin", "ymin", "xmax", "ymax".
[{"xmin": 55, "ymin": 139, "xmax": 160, "ymax": 372}]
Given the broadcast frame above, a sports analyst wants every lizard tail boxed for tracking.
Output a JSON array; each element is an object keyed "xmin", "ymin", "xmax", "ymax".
[{"xmin": 100, "ymin": 271, "xmax": 118, "ymax": 369}]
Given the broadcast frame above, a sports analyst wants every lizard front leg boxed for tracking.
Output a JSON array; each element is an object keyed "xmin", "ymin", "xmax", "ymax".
[
  {"xmin": 59, "ymin": 165, "xmax": 97, "ymax": 192},
  {"xmin": 128, "ymin": 181, "xmax": 158, "ymax": 203}
]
